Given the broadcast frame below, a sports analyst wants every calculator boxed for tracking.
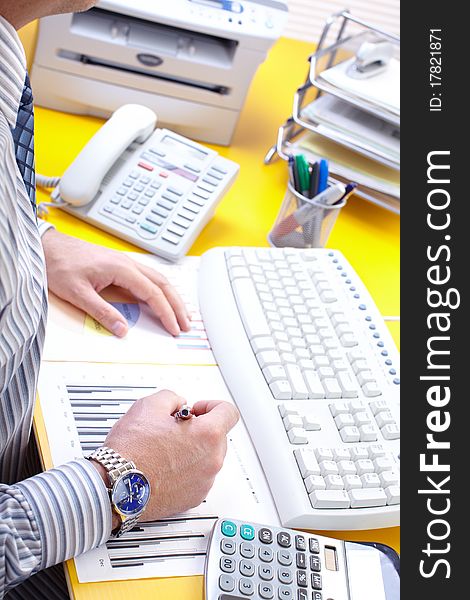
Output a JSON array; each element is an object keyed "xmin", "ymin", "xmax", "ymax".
[{"xmin": 204, "ymin": 518, "xmax": 400, "ymax": 600}]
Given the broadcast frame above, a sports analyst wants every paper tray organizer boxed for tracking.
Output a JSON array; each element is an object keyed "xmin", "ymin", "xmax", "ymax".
[{"xmin": 265, "ymin": 10, "xmax": 400, "ymax": 214}]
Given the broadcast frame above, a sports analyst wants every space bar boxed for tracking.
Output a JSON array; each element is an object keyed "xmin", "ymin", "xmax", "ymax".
[{"xmin": 232, "ymin": 278, "xmax": 270, "ymax": 339}]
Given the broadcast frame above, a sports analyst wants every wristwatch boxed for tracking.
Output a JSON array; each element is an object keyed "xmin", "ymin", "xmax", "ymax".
[{"xmin": 87, "ymin": 446, "xmax": 151, "ymax": 538}]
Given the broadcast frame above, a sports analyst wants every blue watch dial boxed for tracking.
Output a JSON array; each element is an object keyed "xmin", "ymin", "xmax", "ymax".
[{"xmin": 112, "ymin": 472, "xmax": 150, "ymax": 516}]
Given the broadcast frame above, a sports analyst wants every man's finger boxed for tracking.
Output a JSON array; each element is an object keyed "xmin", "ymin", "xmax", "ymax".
[
  {"xmin": 73, "ymin": 285, "xmax": 129, "ymax": 337},
  {"xmin": 112, "ymin": 265, "xmax": 181, "ymax": 335},
  {"xmin": 137, "ymin": 264, "xmax": 191, "ymax": 332},
  {"xmin": 192, "ymin": 400, "xmax": 240, "ymax": 434},
  {"xmin": 142, "ymin": 389, "xmax": 185, "ymax": 415}
]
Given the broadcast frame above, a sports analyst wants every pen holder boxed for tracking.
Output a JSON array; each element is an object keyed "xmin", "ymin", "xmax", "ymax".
[{"xmin": 268, "ymin": 182, "xmax": 347, "ymax": 249}]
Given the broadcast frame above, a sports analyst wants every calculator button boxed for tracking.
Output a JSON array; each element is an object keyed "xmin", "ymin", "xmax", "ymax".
[
  {"xmin": 296, "ymin": 570, "xmax": 308, "ymax": 587},
  {"xmin": 259, "ymin": 547, "xmax": 274, "ymax": 563},
  {"xmin": 277, "ymin": 550, "xmax": 293, "ymax": 566},
  {"xmin": 239, "ymin": 578, "xmax": 254, "ymax": 596},
  {"xmin": 221, "ymin": 538, "xmax": 236, "ymax": 555},
  {"xmin": 277, "ymin": 568, "xmax": 293, "ymax": 585},
  {"xmin": 239, "ymin": 560, "xmax": 255, "ymax": 577},
  {"xmin": 295, "ymin": 535, "xmax": 306, "ymax": 551},
  {"xmin": 297, "ymin": 590, "xmax": 308, "ymax": 600},
  {"xmin": 277, "ymin": 532, "xmax": 291, "ymax": 548},
  {"xmin": 296, "ymin": 552, "xmax": 306, "ymax": 569},
  {"xmin": 221, "ymin": 521, "xmax": 237, "ymax": 537},
  {"xmin": 259, "ymin": 582, "xmax": 274, "ymax": 599},
  {"xmin": 258, "ymin": 564, "xmax": 274, "ymax": 580},
  {"xmin": 240, "ymin": 524, "xmax": 255, "ymax": 541},
  {"xmin": 310, "ymin": 556, "xmax": 321, "ymax": 571},
  {"xmin": 309, "ymin": 538, "xmax": 320, "ymax": 554},
  {"xmin": 311, "ymin": 573, "xmax": 322, "ymax": 589},
  {"xmin": 220, "ymin": 556, "xmax": 236, "ymax": 573},
  {"xmin": 240, "ymin": 542, "xmax": 254, "ymax": 559},
  {"xmin": 219, "ymin": 574, "xmax": 235, "ymax": 592},
  {"xmin": 313, "ymin": 593, "xmax": 322, "ymax": 600},
  {"xmin": 259, "ymin": 528, "xmax": 273, "ymax": 544},
  {"xmin": 278, "ymin": 586, "xmax": 293, "ymax": 599}
]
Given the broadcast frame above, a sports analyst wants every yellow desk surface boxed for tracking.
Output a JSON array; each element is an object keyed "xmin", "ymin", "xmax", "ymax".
[{"xmin": 26, "ymin": 30, "xmax": 399, "ymax": 600}]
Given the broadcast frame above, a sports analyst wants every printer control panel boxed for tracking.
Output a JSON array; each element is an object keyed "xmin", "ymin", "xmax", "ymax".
[{"xmin": 98, "ymin": 0, "xmax": 289, "ymax": 40}]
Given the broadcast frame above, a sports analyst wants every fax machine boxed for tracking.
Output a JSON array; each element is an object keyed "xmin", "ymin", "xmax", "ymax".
[{"xmin": 31, "ymin": 0, "xmax": 288, "ymax": 145}]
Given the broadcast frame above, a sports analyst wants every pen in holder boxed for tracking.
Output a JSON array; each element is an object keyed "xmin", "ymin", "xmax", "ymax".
[{"xmin": 269, "ymin": 180, "xmax": 348, "ymax": 249}]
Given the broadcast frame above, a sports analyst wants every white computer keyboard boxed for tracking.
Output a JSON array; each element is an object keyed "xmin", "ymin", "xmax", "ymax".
[{"xmin": 199, "ymin": 247, "xmax": 400, "ymax": 531}]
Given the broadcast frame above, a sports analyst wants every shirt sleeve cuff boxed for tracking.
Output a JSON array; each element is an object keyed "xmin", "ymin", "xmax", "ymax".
[
  {"xmin": 37, "ymin": 218, "xmax": 55, "ymax": 238},
  {"xmin": 15, "ymin": 459, "xmax": 112, "ymax": 570}
]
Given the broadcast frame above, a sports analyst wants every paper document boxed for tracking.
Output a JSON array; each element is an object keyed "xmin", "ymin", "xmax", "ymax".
[
  {"xmin": 318, "ymin": 57, "xmax": 400, "ymax": 114},
  {"xmin": 38, "ymin": 362, "xmax": 280, "ymax": 583},
  {"xmin": 296, "ymin": 132, "xmax": 400, "ymax": 200},
  {"xmin": 43, "ymin": 254, "xmax": 215, "ymax": 365},
  {"xmin": 302, "ymin": 96, "xmax": 400, "ymax": 164}
]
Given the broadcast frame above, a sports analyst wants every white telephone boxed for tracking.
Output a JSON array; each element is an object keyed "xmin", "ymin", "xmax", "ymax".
[{"xmin": 52, "ymin": 104, "xmax": 240, "ymax": 261}]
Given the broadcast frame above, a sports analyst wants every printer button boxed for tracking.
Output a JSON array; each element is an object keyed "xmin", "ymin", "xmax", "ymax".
[{"xmin": 184, "ymin": 163, "xmax": 201, "ymax": 174}]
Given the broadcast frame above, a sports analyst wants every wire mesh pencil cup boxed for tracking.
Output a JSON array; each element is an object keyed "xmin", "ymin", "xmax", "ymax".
[{"xmin": 268, "ymin": 181, "xmax": 347, "ymax": 248}]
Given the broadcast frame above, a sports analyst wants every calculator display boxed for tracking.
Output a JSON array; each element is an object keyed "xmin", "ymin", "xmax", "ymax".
[{"xmin": 161, "ymin": 135, "xmax": 208, "ymax": 162}]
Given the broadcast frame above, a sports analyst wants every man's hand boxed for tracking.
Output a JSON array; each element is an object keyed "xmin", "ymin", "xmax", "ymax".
[
  {"xmin": 42, "ymin": 229, "xmax": 190, "ymax": 336},
  {"xmin": 99, "ymin": 391, "xmax": 239, "ymax": 523}
]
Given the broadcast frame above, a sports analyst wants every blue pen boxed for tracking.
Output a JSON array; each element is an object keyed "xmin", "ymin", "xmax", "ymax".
[{"xmin": 318, "ymin": 159, "xmax": 329, "ymax": 193}]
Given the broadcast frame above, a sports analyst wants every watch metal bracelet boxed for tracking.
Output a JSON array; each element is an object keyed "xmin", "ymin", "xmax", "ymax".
[{"xmin": 88, "ymin": 446, "xmax": 140, "ymax": 538}]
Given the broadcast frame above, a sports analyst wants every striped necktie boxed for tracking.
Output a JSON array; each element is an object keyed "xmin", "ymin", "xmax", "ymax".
[{"xmin": 11, "ymin": 72, "xmax": 36, "ymax": 217}]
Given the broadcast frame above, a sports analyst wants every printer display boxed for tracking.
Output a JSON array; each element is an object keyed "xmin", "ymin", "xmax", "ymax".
[{"xmin": 31, "ymin": 0, "xmax": 288, "ymax": 145}]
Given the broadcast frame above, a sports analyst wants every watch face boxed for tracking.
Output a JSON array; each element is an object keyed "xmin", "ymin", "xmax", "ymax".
[{"xmin": 112, "ymin": 471, "xmax": 151, "ymax": 517}]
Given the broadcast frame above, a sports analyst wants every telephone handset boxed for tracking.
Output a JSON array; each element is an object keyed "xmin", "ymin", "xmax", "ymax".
[
  {"xmin": 59, "ymin": 104, "xmax": 157, "ymax": 207},
  {"xmin": 53, "ymin": 104, "xmax": 239, "ymax": 262}
]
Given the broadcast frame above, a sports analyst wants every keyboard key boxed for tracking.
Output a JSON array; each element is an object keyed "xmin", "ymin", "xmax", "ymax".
[
  {"xmin": 385, "ymin": 485, "xmax": 400, "ymax": 505},
  {"xmin": 257, "ymin": 351, "xmax": 282, "ymax": 368},
  {"xmin": 324, "ymin": 474, "xmax": 344, "ymax": 490},
  {"xmin": 337, "ymin": 372, "xmax": 359, "ymax": 398},
  {"xmin": 381, "ymin": 423, "xmax": 400, "ymax": 440},
  {"xmin": 360, "ymin": 473, "xmax": 381, "ymax": 488},
  {"xmin": 353, "ymin": 411, "xmax": 371, "ymax": 426},
  {"xmin": 340, "ymin": 426, "xmax": 361, "ymax": 443},
  {"xmin": 356, "ymin": 459, "xmax": 375, "ymax": 475},
  {"xmin": 302, "ymin": 414, "xmax": 321, "ymax": 431},
  {"xmin": 319, "ymin": 460, "xmax": 339, "ymax": 477},
  {"xmin": 263, "ymin": 365, "xmax": 287, "ymax": 383},
  {"xmin": 269, "ymin": 381, "xmax": 292, "ymax": 400},
  {"xmin": 294, "ymin": 449, "xmax": 320, "ymax": 477},
  {"xmin": 367, "ymin": 444, "xmax": 386, "ymax": 459},
  {"xmin": 379, "ymin": 471, "xmax": 399, "ymax": 487},
  {"xmin": 304, "ymin": 475, "xmax": 326, "ymax": 493},
  {"xmin": 322, "ymin": 378, "xmax": 342, "ymax": 398},
  {"xmin": 283, "ymin": 415, "xmax": 303, "ymax": 431},
  {"xmin": 285, "ymin": 365, "xmax": 309, "ymax": 399},
  {"xmin": 337, "ymin": 460, "xmax": 356, "ymax": 476},
  {"xmin": 303, "ymin": 371, "xmax": 325, "ymax": 399},
  {"xmin": 309, "ymin": 489, "xmax": 350, "ymax": 508},
  {"xmin": 349, "ymin": 487, "xmax": 387, "ymax": 508},
  {"xmin": 362, "ymin": 382, "xmax": 382, "ymax": 397},
  {"xmin": 288, "ymin": 428, "xmax": 308, "ymax": 444},
  {"xmin": 359, "ymin": 424, "xmax": 377, "ymax": 442},
  {"xmin": 278, "ymin": 404, "xmax": 297, "ymax": 418},
  {"xmin": 315, "ymin": 448, "xmax": 333, "ymax": 462},
  {"xmin": 343, "ymin": 474, "xmax": 362, "ymax": 490},
  {"xmin": 232, "ymin": 279, "xmax": 271, "ymax": 339},
  {"xmin": 334, "ymin": 414, "xmax": 355, "ymax": 429}
]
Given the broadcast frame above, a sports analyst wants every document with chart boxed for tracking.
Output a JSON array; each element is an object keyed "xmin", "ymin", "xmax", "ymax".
[
  {"xmin": 42, "ymin": 254, "xmax": 214, "ymax": 365},
  {"xmin": 38, "ymin": 362, "xmax": 279, "ymax": 582}
]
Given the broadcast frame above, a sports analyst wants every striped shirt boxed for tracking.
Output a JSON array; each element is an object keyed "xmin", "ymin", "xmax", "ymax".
[{"xmin": 0, "ymin": 16, "xmax": 111, "ymax": 597}]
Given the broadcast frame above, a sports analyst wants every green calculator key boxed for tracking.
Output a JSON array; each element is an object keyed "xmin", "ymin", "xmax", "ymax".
[
  {"xmin": 240, "ymin": 524, "xmax": 255, "ymax": 541},
  {"xmin": 221, "ymin": 520, "xmax": 237, "ymax": 537}
]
